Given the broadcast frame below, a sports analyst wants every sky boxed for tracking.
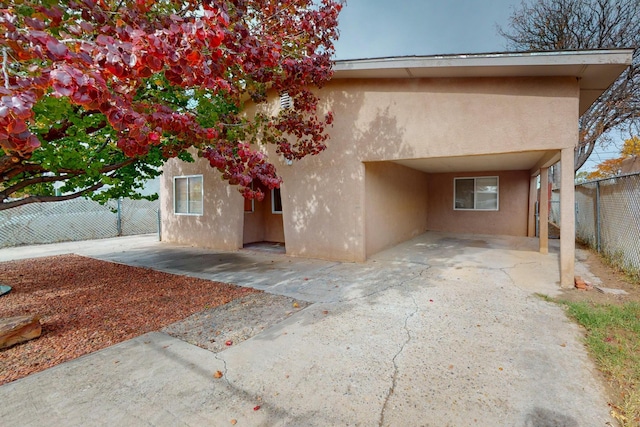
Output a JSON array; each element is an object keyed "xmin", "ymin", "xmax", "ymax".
[
  {"xmin": 334, "ymin": 0, "xmax": 517, "ymax": 59},
  {"xmin": 332, "ymin": 0, "xmax": 620, "ymax": 172}
]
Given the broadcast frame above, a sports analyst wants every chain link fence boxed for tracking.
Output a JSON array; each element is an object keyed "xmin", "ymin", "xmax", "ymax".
[
  {"xmin": 575, "ymin": 172, "xmax": 640, "ymax": 277},
  {"xmin": 0, "ymin": 198, "xmax": 159, "ymax": 248}
]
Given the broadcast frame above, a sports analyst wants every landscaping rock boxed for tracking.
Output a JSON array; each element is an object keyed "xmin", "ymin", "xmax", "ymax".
[
  {"xmin": 0, "ymin": 315, "xmax": 42, "ymax": 350},
  {"xmin": 574, "ymin": 276, "xmax": 588, "ymax": 290}
]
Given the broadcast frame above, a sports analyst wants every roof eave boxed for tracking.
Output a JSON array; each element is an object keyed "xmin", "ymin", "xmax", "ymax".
[{"xmin": 332, "ymin": 49, "xmax": 634, "ymax": 115}]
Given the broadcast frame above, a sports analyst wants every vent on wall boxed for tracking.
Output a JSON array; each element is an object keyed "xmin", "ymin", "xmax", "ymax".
[{"xmin": 279, "ymin": 92, "xmax": 292, "ymax": 110}]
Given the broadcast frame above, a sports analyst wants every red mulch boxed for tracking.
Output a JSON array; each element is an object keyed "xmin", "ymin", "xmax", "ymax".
[{"xmin": 0, "ymin": 254, "xmax": 257, "ymax": 385}]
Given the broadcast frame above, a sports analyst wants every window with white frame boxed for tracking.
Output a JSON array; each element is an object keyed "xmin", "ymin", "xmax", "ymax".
[
  {"xmin": 244, "ymin": 196, "xmax": 254, "ymax": 213},
  {"xmin": 174, "ymin": 175, "xmax": 203, "ymax": 215},
  {"xmin": 271, "ymin": 188, "xmax": 282, "ymax": 213},
  {"xmin": 454, "ymin": 176, "xmax": 499, "ymax": 211}
]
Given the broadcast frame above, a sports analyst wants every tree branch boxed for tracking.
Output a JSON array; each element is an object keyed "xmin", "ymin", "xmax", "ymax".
[
  {"xmin": 0, "ymin": 158, "xmax": 136, "ymax": 200},
  {"xmin": 0, "ymin": 181, "xmax": 106, "ymax": 211},
  {"xmin": 2, "ymin": 47, "xmax": 10, "ymax": 89}
]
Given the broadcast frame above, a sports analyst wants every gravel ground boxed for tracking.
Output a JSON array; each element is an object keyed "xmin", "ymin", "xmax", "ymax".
[
  {"xmin": 162, "ymin": 293, "xmax": 310, "ymax": 352},
  {"xmin": 0, "ymin": 254, "xmax": 268, "ymax": 385}
]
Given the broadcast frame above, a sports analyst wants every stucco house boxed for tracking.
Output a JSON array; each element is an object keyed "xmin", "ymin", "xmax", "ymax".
[{"xmin": 160, "ymin": 49, "xmax": 633, "ymax": 287}]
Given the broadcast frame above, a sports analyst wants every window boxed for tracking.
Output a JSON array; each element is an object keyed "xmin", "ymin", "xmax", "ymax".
[
  {"xmin": 454, "ymin": 177, "xmax": 498, "ymax": 211},
  {"xmin": 271, "ymin": 188, "xmax": 282, "ymax": 213},
  {"xmin": 244, "ymin": 197, "xmax": 254, "ymax": 213},
  {"xmin": 174, "ymin": 175, "xmax": 203, "ymax": 215},
  {"xmin": 244, "ymin": 182, "xmax": 255, "ymax": 213}
]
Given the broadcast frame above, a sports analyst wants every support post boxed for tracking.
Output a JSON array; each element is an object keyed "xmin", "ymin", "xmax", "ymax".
[
  {"xmin": 539, "ymin": 167, "xmax": 549, "ymax": 254},
  {"xmin": 560, "ymin": 148, "xmax": 575, "ymax": 288}
]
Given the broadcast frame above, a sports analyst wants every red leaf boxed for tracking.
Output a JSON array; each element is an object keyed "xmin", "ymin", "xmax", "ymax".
[
  {"xmin": 7, "ymin": 119, "xmax": 27, "ymax": 134},
  {"xmin": 46, "ymin": 40, "xmax": 69, "ymax": 59}
]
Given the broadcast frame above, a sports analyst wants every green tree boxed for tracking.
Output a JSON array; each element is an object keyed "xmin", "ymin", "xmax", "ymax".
[{"xmin": 498, "ymin": 0, "xmax": 640, "ymax": 171}]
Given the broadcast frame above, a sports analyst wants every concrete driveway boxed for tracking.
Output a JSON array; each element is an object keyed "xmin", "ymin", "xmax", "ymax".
[{"xmin": 0, "ymin": 233, "xmax": 612, "ymax": 426}]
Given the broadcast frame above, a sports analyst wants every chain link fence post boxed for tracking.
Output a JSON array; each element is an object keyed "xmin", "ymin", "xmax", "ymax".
[{"xmin": 116, "ymin": 198, "xmax": 123, "ymax": 237}]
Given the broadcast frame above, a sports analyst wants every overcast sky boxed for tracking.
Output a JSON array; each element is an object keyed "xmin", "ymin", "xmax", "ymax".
[{"xmin": 333, "ymin": 0, "xmax": 616, "ymax": 171}]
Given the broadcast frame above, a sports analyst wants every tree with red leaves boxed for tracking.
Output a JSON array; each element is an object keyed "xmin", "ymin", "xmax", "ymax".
[{"xmin": 0, "ymin": 0, "xmax": 342, "ymax": 210}]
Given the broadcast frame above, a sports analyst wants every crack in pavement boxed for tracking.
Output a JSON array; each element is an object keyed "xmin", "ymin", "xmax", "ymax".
[
  {"xmin": 214, "ymin": 352, "xmax": 231, "ymax": 386},
  {"xmin": 378, "ymin": 289, "xmax": 420, "ymax": 426}
]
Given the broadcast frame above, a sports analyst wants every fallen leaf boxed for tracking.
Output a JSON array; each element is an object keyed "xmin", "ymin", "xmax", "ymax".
[
  {"xmin": 429, "ymin": 299, "xmax": 434, "ymax": 303},
  {"xmin": 293, "ymin": 302, "xmax": 299, "ymax": 308},
  {"xmin": 214, "ymin": 370, "xmax": 223, "ymax": 378},
  {"xmin": 225, "ymin": 340, "xmax": 233, "ymax": 346},
  {"xmin": 448, "ymin": 365, "xmax": 454, "ymax": 370},
  {"xmin": 560, "ymin": 343, "xmax": 567, "ymax": 347},
  {"xmin": 498, "ymin": 367, "xmax": 503, "ymax": 371},
  {"xmin": 230, "ymin": 419, "xmax": 237, "ymax": 425},
  {"xmin": 322, "ymin": 310, "xmax": 329, "ymax": 315},
  {"xmin": 253, "ymin": 405, "xmax": 261, "ymax": 411}
]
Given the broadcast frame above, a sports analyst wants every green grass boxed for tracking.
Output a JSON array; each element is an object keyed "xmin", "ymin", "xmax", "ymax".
[{"xmin": 562, "ymin": 301, "xmax": 640, "ymax": 426}]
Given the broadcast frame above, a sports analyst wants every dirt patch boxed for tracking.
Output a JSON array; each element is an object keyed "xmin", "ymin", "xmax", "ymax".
[
  {"xmin": 163, "ymin": 293, "xmax": 310, "ymax": 352},
  {"xmin": 0, "ymin": 254, "xmax": 258, "ymax": 385},
  {"xmin": 559, "ymin": 244, "xmax": 640, "ymax": 305}
]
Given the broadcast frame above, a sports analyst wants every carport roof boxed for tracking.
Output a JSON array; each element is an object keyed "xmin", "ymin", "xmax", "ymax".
[{"xmin": 333, "ymin": 49, "xmax": 634, "ymax": 115}]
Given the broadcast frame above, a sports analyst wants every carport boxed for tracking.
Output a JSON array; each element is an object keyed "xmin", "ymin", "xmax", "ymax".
[{"xmin": 364, "ymin": 148, "xmax": 575, "ymax": 285}]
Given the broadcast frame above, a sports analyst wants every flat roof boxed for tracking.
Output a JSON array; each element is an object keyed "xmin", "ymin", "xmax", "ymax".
[{"xmin": 333, "ymin": 49, "xmax": 634, "ymax": 115}]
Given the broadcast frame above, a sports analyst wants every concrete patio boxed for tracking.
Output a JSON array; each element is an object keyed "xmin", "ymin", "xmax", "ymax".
[{"xmin": 0, "ymin": 232, "xmax": 612, "ymax": 426}]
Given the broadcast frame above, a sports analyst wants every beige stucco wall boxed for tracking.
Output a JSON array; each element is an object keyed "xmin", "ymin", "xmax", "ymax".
[
  {"xmin": 160, "ymin": 75, "xmax": 580, "ymax": 260},
  {"xmin": 426, "ymin": 170, "xmax": 530, "ymax": 236},
  {"xmin": 161, "ymin": 155, "xmax": 243, "ymax": 250},
  {"xmin": 364, "ymin": 162, "xmax": 430, "ymax": 257},
  {"xmin": 323, "ymin": 76, "xmax": 578, "ymax": 162}
]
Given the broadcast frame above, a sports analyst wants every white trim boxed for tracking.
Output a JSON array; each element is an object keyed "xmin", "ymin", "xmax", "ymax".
[
  {"xmin": 453, "ymin": 176, "xmax": 499, "ymax": 211},
  {"xmin": 173, "ymin": 175, "xmax": 203, "ymax": 216},
  {"xmin": 333, "ymin": 50, "xmax": 633, "ymax": 73},
  {"xmin": 271, "ymin": 188, "xmax": 283, "ymax": 214}
]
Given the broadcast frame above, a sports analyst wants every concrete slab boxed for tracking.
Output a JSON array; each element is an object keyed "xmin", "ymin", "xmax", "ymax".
[{"xmin": 0, "ymin": 232, "xmax": 613, "ymax": 426}]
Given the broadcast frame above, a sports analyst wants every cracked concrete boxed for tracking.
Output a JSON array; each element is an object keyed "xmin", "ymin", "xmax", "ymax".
[
  {"xmin": 379, "ymin": 292, "xmax": 419, "ymax": 427},
  {"xmin": 0, "ymin": 232, "xmax": 614, "ymax": 426}
]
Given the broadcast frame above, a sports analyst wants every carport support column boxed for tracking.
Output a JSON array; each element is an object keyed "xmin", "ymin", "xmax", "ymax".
[
  {"xmin": 528, "ymin": 175, "xmax": 537, "ymax": 238},
  {"xmin": 560, "ymin": 148, "xmax": 575, "ymax": 288},
  {"xmin": 539, "ymin": 167, "xmax": 549, "ymax": 254}
]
